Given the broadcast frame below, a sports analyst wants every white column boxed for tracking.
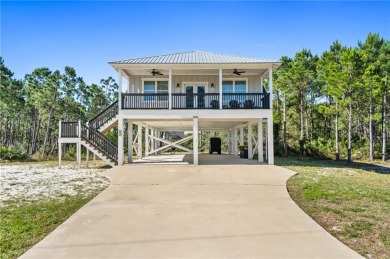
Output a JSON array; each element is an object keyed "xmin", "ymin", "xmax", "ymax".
[
  {"xmin": 269, "ymin": 67, "xmax": 273, "ymax": 110},
  {"xmin": 258, "ymin": 118, "xmax": 264, "ymax": 162},
  {"xmin": 58, "ymin": 142, "xmax": 62, "ymax": 169},
  {"xmin": 118, "ymin": 118, "xmax": 124, "ymax": 165},
  {"xmin": 268, "ymin": 66, "xmax": 274, "ymax": 165},
  {"xmin": 260, "ymin": 76, "xmax": 263, "ymax": 93},
  {"xmin": 240, "ymin": 126, "xmax": 244, "ymax": 145},
  {"xmin": 145, "ymin": 125, "xmax": 149, "ymax": 157},
  {"xmin": 227, "ymin": 130, "xmax": 231, "ymax": 154},
  {"xmin": 234, "ymin": 128, "xmax": 238, "ymax": 155},
  {"xmin": 77, "ymin": 120, "xmax": 81, "ymax": 168},
  {"xmin": 268, "ymin": 117, "xmax": 274, "ymax": 164},
  {"xmin": 137, "ymin": 125, "xmax": 142, "ymax": 159},
  {"xmin": 118, "ymin": 70, "xmax": 123, "ymax": 110},
  {"xmin": 168, "ymin": 69, "xmax": 172, "ymax": 110},
  {"xmin": 219, "ymin": 68, "xmax": 223, "ymax": 109},
  {"xmin": 265, "ymin": 127, "xmax": 268, "ymax": 161},
  {"xmin": 128, "ymin": 120, "xmax": 133, "ymax": 163},
  {"xmin": 58, "ymin": 120, "xmax": 62, "ymax": 169},
  {"xmin": 248, "ymin": 123, "xmax": 253, "ymax": 159},
  {"xmin": 86, "ymin": 150, "xmax": 89, "ymax": 168},
  {"xmin": 193, "ymin": 116, "xmax": 199, "ymax": 164}
]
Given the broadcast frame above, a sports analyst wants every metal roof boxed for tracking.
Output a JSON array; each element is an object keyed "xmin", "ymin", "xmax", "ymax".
[{"xmin": 108, "ymin": 50, "xmax": 281, "ymax": 65}]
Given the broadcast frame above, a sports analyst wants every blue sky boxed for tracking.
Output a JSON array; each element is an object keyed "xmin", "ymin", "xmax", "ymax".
[{"xmin": 2, "ymin": 1, "xmax": 389, "ymax": 84}]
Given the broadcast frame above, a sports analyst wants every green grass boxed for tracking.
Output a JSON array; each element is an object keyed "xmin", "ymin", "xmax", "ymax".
[
  {"xmin": 277, "ymin": 157, "xmax": 390, "ymax": 258},
  {"xmin": 0, "ymin": 194, "xmax": 102, "ymax": 259}
]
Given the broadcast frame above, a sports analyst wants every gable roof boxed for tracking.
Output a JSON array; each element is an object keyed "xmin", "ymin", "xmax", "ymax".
[{"xmin": 108, "ymin": 50, "xmax": 281, "ymax": 65}]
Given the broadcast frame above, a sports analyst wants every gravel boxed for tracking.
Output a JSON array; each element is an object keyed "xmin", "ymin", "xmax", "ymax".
[{"xmin": 0, "ymin": 163, "xmax": 110, "ymax": 207}]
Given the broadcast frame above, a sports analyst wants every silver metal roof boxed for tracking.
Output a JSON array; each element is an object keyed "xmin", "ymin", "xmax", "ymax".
[{"xmin": 109, "ymin": 50, "xmax": 281, "ymax": 65}]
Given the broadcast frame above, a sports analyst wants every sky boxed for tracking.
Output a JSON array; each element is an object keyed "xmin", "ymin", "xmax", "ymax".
[{"xmin": 1, "ymin": 1, "xmax": 390, "ymax": 85}]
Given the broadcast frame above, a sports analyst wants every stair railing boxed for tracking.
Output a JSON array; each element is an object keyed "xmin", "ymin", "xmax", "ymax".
[
  {"xmin": 88, "ymin": 101, "xmax": 119, "ymax": 130},
  {"xmin": 80, "ymin": 123, "xmax": 118, "ymax": 163}
]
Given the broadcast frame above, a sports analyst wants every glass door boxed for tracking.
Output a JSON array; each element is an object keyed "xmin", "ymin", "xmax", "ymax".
[
  {"xmin": 184, "ymin": 84, "xmax": 207, "ymax": 108},
  {"xmin": 197, "ymin": 85, "xmax": 206, "ymax": 108},
  {"xmin": 185, "ymin": 85, "xmax": 194, "ymax": 108}
]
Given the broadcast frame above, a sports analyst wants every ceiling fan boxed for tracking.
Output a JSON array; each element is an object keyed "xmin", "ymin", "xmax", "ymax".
[
  {"xmin": 231, "ymin": 69, "xmax": 246, "ymax": 76},
  {"xmin": 149, "ymin": 69, "xmax": 163, "ymax": 76}
]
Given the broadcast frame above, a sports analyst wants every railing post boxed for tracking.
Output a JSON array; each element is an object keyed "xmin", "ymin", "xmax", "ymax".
[
  {"xmin": 78, "ymin": 120, "xmax": 81, "ymax": 138},
  {"xmin": 59, "ymin": 120, "xmax": 62, "ymax": 138}
]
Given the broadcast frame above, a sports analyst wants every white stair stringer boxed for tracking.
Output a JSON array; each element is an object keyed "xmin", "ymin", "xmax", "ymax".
[
  {"xmin": 81, "ymin": 141, "xmax": 116, "ymax": 167},
  {"xmin": 97, "ymin": 116, "xmax": 119, "ymax": 133}
]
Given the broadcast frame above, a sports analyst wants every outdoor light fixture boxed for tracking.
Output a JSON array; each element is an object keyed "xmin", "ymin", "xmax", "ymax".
[
  {"xmin": 211, "ymin": 83, "xmax": 214, "ymax": 88},
  {"xmin": 176, "ymin": 83, "xmax": 180, "ymax": 87}
]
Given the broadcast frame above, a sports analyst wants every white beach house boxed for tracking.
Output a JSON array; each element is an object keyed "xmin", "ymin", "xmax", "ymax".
[{"xmin": 58, "ymin": 51, "xmax": 281, "ymax": 166}]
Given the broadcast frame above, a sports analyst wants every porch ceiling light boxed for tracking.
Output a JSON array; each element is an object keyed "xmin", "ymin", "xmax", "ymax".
[
  {"xmin": 211, "ymin": 83, "xmax": 214, "ymax": 88},
  {"xmin": 176, "ymin": 83, "xmax": 180, "ymax": 87}
]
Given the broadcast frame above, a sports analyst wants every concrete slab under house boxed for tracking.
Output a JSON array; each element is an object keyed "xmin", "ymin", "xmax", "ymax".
[{"xmin": 58, "ymin": 50, "xmax": 281, "ymax": 167}]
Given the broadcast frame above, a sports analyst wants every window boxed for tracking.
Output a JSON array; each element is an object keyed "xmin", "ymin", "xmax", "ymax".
[
  {"xmin": 222, "ymin": 79, "xmax": 247, "ymax": 104},
  {"xmin": 143, "ymin": 80, "xmax": 168, "ymax": 101}
]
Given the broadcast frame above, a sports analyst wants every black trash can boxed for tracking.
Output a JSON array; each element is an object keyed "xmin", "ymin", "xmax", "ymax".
[
  {"xmin": 209, "ymin": 137, "xmax": 221, "ymax": 154},
  {"xmin": 239, "ymin": 145, "xmax": 248, "ymax": 158}
]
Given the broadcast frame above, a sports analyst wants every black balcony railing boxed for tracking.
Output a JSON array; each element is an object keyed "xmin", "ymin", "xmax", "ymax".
[
  {"xmin": 172, "ymin": 93, "xmax": 220, "ymax": 109},
  {"xmin": 221, "ymin": 93, "xmax": 270, "ymax": 109},
  {"xmin": 60, "ymin": 121, "xmax": 79, "ymax": 137},
  {"xmin": 122, "ymin": 93, "xmax": 169, "ymax": 109},
  {"xmin": 121, "ymin": 93, "xmax": 269, "ymax": 109}
]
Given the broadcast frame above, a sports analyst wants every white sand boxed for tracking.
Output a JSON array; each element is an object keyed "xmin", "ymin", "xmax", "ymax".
[{"xmin": 0, "ymin": 163, "xmax": 110, "ymax": 207}]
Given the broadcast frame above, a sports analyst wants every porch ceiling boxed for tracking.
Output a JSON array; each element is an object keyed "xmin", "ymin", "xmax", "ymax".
[
  {"xmin": 133, "ymin": 119, "xmax": 264, "ymax": 131},
  {"xmin": 122, "ymin": 68, "xmax": 269, "ymax": 76}
]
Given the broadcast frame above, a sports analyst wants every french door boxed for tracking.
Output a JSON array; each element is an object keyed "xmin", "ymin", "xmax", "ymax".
[{"xmin": 184, "ymin": 84, "xmax": 206, "ymax": 108}]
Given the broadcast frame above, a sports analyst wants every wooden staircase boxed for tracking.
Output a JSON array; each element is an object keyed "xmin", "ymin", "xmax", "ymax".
[{"xmin": 59, "ymin": 101, "xmax": 120, "ymax": 166}]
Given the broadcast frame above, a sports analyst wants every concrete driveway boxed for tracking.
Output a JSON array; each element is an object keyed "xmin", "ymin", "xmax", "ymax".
[{"xmin": 21, "ymin": 160, "xmax": 361, "ymax": 258}]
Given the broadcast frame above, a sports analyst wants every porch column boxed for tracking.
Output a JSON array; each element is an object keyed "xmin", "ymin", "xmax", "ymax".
[
  {"xmin": 219, "ymin": 68, "xmax": 223, "ymax": 109},
  {"xmin": 168, "ymin": 69, "xmax": 172, "ymax": 110},
  {"xmin": 234, "ymin": 128, "xmax": 238, "ymax": 155},
  {"xmin": 258, "ymin": 118, "xmax": 264, "ymax": 162},
  {"xmin": 128, "ymin": 120, "xmax": 133, "ymax": 163},
  {"xmin": 145, "ymin": 125, "xmax": 149, "ymax": 157},
  {"xmin": 58, "ymin": 142, "xmax": 62, "ymax": 169},
  {"xmin": 118, "ymin": 118, "xmax": 124, "ymax": 165},
  {"xmin": 248, "ymin": 122, "xmax": 253, "ymax": 159},
  {"xmin": 118, "ymin": 70, "xmax": 122, "ymax": 109},
  {"xmin": 76, "ymin": 142, "xmax": 81, "ymax": 168},
  {"xmin": 193, "ymin": 116, "xmax": 199, "ymax": 165},
  {"xmin": 228, "ymin": 129, "xmax": 232, "ymax": 154},
  {"xmin": 265, "ymin": 126, "xmax": 268, "ymax": 161},
  {"xmin": 86, "ymin": 150, "xmax": 89, "ymax": 168},
  {"xmin": 267, "ymin": 117, "xmax": 274, "ymax": 164},
  {"xmin": 137, "ymin": 125, "xmax": 142, "ymax": 159},
  {"xmin": 77, "ymin": 120, "xmax": 81, "ymax": 168},
  {"xmin": 240, "ymin": 126, "xmax": 244, "ymax": 145},
  {"xmin": 260, "ymin": 76, "xmax": 263, "ymax": 93},
  {"xmin": 268, "ymin": 67, "xmax": 274, "ymax": 165},
  {"xmin": 269, "ymin": 67, "xmax": 273, "ymax": 109},
  {"xmin": 58, "ymin": 120, "xmax": 62, "ymax": 169}
]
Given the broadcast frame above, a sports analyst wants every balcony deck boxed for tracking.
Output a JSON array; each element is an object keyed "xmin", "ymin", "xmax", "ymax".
[{"xmin": 121, "ymin": 93, "xmax": 270, "ymax": 110}]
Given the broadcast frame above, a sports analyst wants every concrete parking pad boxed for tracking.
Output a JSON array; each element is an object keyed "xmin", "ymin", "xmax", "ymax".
[{"xmin": 21, "ymin": 160, "xmax": 361, "ymax": 258}]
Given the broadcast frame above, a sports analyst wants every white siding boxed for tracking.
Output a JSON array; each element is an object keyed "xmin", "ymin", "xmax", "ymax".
[{"xmin": 128, "ymin": 75, "xmax": 262, "ymax": 93}]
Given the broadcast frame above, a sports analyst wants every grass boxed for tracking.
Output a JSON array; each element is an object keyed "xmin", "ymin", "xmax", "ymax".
[
  {"xmin": 277, "ymin": 157, "xmax": 390, "ymax": 258},
  {"xmin": 0, "ymin": 195, "xmax": 101, "ymax": 259}
]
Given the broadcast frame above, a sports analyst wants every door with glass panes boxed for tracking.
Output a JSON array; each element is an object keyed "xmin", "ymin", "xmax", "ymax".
[{"xmin": 184, "ymin": 84, "xmax": 207, "ymax": 108}]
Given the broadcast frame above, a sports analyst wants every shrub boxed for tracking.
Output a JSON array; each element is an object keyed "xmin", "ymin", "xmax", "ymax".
[{"xmin": 0, "ymin": 145, "xmax": 29, "ymax": 161}]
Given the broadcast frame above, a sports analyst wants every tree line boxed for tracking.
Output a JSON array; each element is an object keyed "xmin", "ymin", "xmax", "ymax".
[
  {"xmin": 0, "ymin": 60, "xmax": 117, "ymax": 159},
  {"xmin": 273, "ymin": 33, "xmax": 389, "ymax": 162},
  {"xmin": 1, "ymin": 32, "xmax": 389, "ymax": 162}
]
